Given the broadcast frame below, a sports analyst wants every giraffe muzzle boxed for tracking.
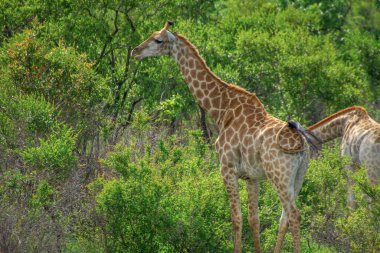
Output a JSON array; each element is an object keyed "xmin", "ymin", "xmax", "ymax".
[{"xmin": 131, "ymin": 47, "xmax": 141, "ymax": 59}]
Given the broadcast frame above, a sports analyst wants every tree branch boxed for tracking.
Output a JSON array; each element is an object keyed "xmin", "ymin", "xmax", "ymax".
[{"xmin": 94, "ymin": 2, "xmax": 122, "ymax": 67}]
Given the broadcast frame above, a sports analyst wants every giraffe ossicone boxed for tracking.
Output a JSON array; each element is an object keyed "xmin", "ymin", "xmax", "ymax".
[{"xmin": 132, "ymin": 21, "xmax": 314, "ymax": 253}]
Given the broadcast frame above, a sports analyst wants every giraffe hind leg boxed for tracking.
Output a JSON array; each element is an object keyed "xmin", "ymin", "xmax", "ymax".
[
  {"xmin": 273, "ymin": 190, "xmax": 301, "ymax": 253},
  {"xmin": 274, "ymin": 209, "xmax": 289, "ymax": 253},
  {"xmin": 273, "ymin": 153, "xmax": 307, "ymax": 253}
]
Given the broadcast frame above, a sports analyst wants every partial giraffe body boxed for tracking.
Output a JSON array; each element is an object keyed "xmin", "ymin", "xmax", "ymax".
[
  {"xmin": 308, "ymin": 106, "xmax": 380, "ymax": 207},
  {"xmin": 132, "ymin": 21, "xmax": 313, "ymax": 253}
]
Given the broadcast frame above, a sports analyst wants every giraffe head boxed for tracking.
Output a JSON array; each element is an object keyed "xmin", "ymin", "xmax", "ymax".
[{"xmin": 131, "ymin": 21, "xmax": 177, "ymax": 60}]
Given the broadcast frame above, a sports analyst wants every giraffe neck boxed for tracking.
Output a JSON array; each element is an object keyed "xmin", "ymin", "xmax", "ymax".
[
  {"xmin": 170, "ymin": 35, "xmax": 264, "ymax": 127},
  {"xmin": 307, "ymin": 106, "xmax": 367, "ymax": 143}
]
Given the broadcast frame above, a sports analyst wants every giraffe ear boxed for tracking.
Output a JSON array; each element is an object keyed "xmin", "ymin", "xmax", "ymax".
[
  {"xmin": 164, "ymin": 20, "xmax": 174, "ymax": 30},
  {"xmin": 166, "ymin": 30, "xmax": 177, "ymax": 42}
]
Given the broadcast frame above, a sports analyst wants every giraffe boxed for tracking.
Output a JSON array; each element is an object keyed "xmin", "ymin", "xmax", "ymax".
[
  {"xmin": 307, "ymin": 106, "xmax": 380, "ymax": 208},
  {"xmin": 131, "ymin": 21, "xmax": 313, "ymax": 253}
]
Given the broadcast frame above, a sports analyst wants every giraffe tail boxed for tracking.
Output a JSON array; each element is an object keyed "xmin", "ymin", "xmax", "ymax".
[{"xmin": 288, "ymin": 120, "xmax": 322, "ymax": 151}]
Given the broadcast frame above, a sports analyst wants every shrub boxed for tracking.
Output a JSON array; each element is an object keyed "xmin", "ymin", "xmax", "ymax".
[
  {"xmin": 299, "ymin": 145, "xmax": 351, "ymax": 250},
  {"xmin": 3, "ymin": 24, "xmax": 109, "ymax": 137},
  {"xmin": 336, "ymin": 168, "xmax": 380, "ymax": 252},
  {"xmin": 20, "ymin": 125, "xmax": 77, "ymax": 179},
  {"xmin": 300, "ymin": 145, "xmax": 380, "ymax": 251},
  {"xmin": 31, "ymin": 180, "xmax": 55, "ymax": 209},
  {"xmin": 90, "ymin": 131, "xmax": 233, "ymax": 252}
]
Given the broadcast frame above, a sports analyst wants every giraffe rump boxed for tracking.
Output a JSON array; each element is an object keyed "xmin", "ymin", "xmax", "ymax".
[{"xmin": 288, "ymin": 120, "xmax": 322, "ymax": 151}]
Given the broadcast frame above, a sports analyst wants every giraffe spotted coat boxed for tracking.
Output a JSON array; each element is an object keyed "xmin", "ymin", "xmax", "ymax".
[{"xmin": 132, "ymin": 21, "xmax": 312, "ymax": 253}]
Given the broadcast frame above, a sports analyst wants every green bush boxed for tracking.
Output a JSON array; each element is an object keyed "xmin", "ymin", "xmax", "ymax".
[
  {"xmin": 336, "ymin": 168, "xmax": 380, "ymax": 252},
  {"xmin": 299, "ymin": 145, "xmax": 350, "ymax": 250},
  {"xmin": 2, "ymin": 24, "xmax": 109, "ymax": 136},
  {"xmin": 340, "ymin": 29, "xmax": 380, "ymax": 108},
  {"xmin": 90, "ymin": 131, "xmax": 233, "ymax": 252},
  {"xmin": 300, "ymin": 145, "xmax": 380, "ymax": 251},
  {"xmin": 0, "ymin": 110, "xmax": 15, "ymax": 149},
  {"xmin": 20, "ymin": 125, "xmax": 77, "ymax": 178},
  {"xmin": 31, "ymin": 179, "xmax": 55, "ymax": 209},
  {"xmin": 0, "ymin": 82, "xmax": 58, "ymax": 153},
  {"xmin": 234, "ymin": 25, "xmax": 366, "ymax": 121},
  {"xmin": 19, "ymin": 94, "xmax": 57, "ymax": 135}
]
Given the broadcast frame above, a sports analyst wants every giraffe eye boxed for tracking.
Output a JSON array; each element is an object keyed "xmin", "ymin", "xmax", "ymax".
[{"xmin": 154, "ymin": 39, "xmax": 163, "ymax": 44}]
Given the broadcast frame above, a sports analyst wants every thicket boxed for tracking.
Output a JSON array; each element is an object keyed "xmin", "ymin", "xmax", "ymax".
[{"xmin": 0, "ymin": 0, "xmax": 379, "ymax": 252}]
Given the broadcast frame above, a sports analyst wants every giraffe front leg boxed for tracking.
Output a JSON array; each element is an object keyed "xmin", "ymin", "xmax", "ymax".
[
  {"xmin": 345, "ymin": 163, "xmax": 357, "ymax": 209},
  {"xmin": 246, "ymin": 179, "xmax": 261, "ymax": 253},
  {"xmin": 221, "ymin": 165, "xmax": 242, "ymax": 253}
]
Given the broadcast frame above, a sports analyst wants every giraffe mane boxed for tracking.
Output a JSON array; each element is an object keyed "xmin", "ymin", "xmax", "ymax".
[
  {"xmin": 177, "ymin": 34, "xmax": 262, "ymax": 101},
  {"xmin": 307, "ymin": 106, "xmax": 368, "ymax": 130}
]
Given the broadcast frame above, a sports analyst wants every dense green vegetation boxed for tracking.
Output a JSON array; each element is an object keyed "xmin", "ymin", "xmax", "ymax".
[{"xmin": 0, "ymin": 0, "xmax": 379, "ymax": 252}]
